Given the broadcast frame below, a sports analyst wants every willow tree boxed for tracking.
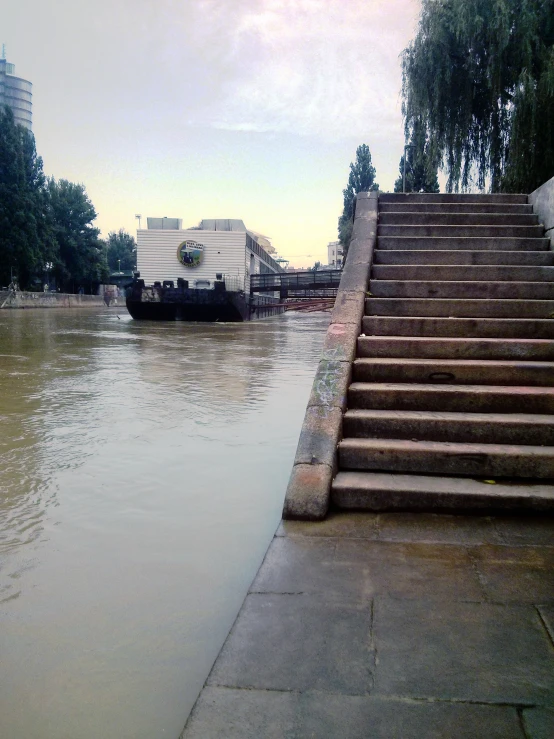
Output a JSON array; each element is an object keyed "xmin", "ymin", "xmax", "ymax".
[
  {"xmin": 394, "ymin": 117, "xmax": 440, "ymax": 193},
  {"xmin": 402, "ymin": 0, "xmax": 554, "ymax": 192}
]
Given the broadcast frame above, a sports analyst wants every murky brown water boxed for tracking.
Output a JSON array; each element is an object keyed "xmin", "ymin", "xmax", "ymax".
[{"xmin": 0, "ymin": 307, "xmax": 329, "ymax": 739}]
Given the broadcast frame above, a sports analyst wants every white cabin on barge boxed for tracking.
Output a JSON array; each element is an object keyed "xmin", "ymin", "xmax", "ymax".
[{"xmin": 136, "ymin": 217, "xmax": 282, "ymax": 290}]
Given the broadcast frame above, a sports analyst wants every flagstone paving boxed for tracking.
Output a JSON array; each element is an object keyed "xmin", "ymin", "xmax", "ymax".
[{"xmin": 182, "ymin": 512, "xmax": 554, "ymax": 739}]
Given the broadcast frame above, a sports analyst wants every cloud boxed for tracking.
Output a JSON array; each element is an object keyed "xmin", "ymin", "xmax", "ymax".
[{"xmin": 193, "ymin": 0, "xmax": 419, "ymax": 139}]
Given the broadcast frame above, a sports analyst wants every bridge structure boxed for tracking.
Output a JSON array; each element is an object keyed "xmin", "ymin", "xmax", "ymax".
[{"xmin": 250, "ymin": 269, "xmax": 342, "ymax": 299}]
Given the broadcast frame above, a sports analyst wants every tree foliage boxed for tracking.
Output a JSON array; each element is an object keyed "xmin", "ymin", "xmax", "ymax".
[
  {"xmin": 0, "ymin": 105, "xmax": 109, "ymax": 290},
  {"xmin": 394, "ymin": 118, "xmax": 440, "ymax": 193},
  {"xmin": 402, "ymin": 0, "xmax": 554, "ymax": 192},
  {"xmin": 47, "ymin": 178, "xmax": 109, "ymax": 291},
  {"xmin": 105, "ymin": 229, "xmax": 137, "ymax": 272},
  {"xmin": 0, "ymin": 107, "xmax": 51, "ymax": 286},
  {"xmin": 338, "ymin": 144, "xmax": 379, "ymax": 257}
]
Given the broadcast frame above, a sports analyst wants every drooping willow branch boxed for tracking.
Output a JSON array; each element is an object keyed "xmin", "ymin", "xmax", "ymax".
[{"xmin": 402, "ymin": 0, "xmax": 554, "ymax": 192}]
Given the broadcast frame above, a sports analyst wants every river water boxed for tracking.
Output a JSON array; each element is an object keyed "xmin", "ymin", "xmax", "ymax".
[{"xmin": 0, "ymin": 307, "xmax": 329, "ymax": 739}]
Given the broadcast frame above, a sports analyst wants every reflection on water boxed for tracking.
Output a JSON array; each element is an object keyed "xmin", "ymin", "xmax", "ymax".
[{"xmin": 0, "ymin": 308, "xmax": 329, "ymax": 739}]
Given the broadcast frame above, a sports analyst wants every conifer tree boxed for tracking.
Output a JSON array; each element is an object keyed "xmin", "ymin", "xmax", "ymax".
[{"xmin": 338, "ymin": 144, "xmax": 379, "ymax": 258}]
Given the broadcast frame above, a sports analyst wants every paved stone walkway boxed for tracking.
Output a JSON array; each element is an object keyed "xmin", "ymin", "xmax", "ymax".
[{"xmin": 182, "ymin": 512, "xmax": 554, "ymax": 738}]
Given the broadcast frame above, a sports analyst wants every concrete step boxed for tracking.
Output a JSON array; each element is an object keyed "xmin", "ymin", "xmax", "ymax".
[
  {"xmin": 369, "ymin": 280, "xmax": 554, "ymax": 299},
  {"xmin": 378, "ymin": 225, "xmax": 544, "ymax": 238},
  {"xmin": 348, "ymin": 381, "xmax": 554, "ymax": 413},
  {"xmin": 362, "ymin": 315, "xmax": 554, "ymax": 339},
  {"xmin": 357, "ymin": 336, "xmax": 554, "ymax": 360},
  {"xmin": 352, "ymin": 357, "xmax": 554, "ymax": 385},
  {"xmin": 377, "ymin": 237, "xmax": 550, "ymax": 251},
  {"xmin": 365, "ymin": 298, "xmax": 554, "ymax": 318},
  {"xmin": 343, "ymin": 409, "xmax": 554, "ymax": 444},
  {"xmin": 379, "ymin": 202, "xmax": 533, "ymax": 214},
  {"xmin": 331, "ymin": 471, "xmax": 554, "ymax": 512},
  {"xmin": 379, "ymin": 193, "xmax": 528, "ymax": 204},
  {"xmin": 372, "ymin": 264, "xmax": 554, "ymax": 282},
  {"xmin": 338, "ymin": 438, "xmax": 554, "ymax": 477},
  {"xmin": 379, "ymin": 212, "xmax": 539, "ymax": 226},
  {"xmin": 374, "ymin": 250, "xmax": 554, "ymax": 266}
]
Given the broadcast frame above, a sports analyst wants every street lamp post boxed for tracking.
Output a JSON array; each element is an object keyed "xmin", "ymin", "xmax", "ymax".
[
  {"xmin": 135, "ymin": 214, "xmax": 142, "ymax": 230},
  {"xmin": 118, "ymin": 259, "xmax": 121, "ymax": 273}
]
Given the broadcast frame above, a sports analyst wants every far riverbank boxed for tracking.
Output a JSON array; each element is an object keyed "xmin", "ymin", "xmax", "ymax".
[{"xmin": 0, "ymin": 290, "xmax": 121, "ymax": 309}]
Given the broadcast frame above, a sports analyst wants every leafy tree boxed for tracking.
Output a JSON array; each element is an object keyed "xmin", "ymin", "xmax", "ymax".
[
  {"xmin": 0, "ymin": 105, "xmax": 110, "ymax": 292},
  {"xmin": 394, "ymin": 118, "xmax": 440, "ymax": 193},
  {"xmin": 0, "ymin": 106, "xmax": 55, "ymax": 287},
  {"xmin": 402, "ymin": 0, "xmax": 554, "ymax": 192},
  {"xmin": 310, "ymin": 260, "xmax": 322, "ymax": 272},
  {"xmin": 338, "ymin": 144, "xmax": 379, "ymax": 257},
  {"xmin": 105, "ymin": 229, "xmax": 136, "ymax": 272},
  {"xmin": 47, "ymin": 178, "xmax": 109, "ymax": 292}
]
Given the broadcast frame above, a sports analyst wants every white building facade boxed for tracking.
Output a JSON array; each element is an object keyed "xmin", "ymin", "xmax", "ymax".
[
  {"xmin": 137, "ymin": 218, "xmax": 281, "ymax": 290},
  {"xmin": 327, "ymin": 240, "xmax": 343, "ymax": 268}
]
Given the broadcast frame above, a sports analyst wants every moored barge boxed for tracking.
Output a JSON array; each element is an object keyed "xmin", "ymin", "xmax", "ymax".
[{"xmin": 126, "ymin": 217, "xmax": 284, "ymax": 322}]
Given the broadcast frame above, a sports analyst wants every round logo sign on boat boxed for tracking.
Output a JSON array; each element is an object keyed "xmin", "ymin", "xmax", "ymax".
[{"xmin": 177, "ymin": 240, "xmax": 204, "ymax": 268}]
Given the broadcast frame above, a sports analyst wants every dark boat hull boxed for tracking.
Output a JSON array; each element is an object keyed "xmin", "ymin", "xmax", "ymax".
[{"xmin": 126, "ymin": 285, "xmax": 283, "ymax": 322}]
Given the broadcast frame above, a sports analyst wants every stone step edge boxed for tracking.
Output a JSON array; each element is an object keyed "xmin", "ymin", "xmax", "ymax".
[
  {"xmin": 343, "ymin": 408, "xmax": 554, "ymax": 428},
  {"xmin": 358, "ymin": 335, "xmax": 554, "ymax": 344},
  {"xmin": 344, "ymin": 408, "xmax": 554, "ymax": 423},
  {"xmin": 378, "ymin": 204, "xmax": 533, "ymax": 210},
  {"xmin": 331, "ymin": 471, "xmax": 554, "ymax": 512},
  {"xmin": 355, "ymin": 335, "xmax": 554, "ymax": 360},
  {"xmin": 373, "ymin": 249, "xmax": 552, "ymax": 256},
  {"xmin": 370, "ymin": 280, "xmax": 554, "ymax": 286},
  {"xmin": 352, "ymin": 357, "xmax": 554, "ymax": 368},
  {"xmin": 338, "ymin": 438, "xmax": 554, "ymax": 476},
  {"xmin": 365, "ymin": 298, "xmax": 554, "ymax": 306},
  {"xmin": 339, "ymin": 437, "xmax": 554, "ymax": 455},
  {"xmin": 362, "ymin": 317, "xmax": 554, "ymax": 332},
  {"xmin": 376, "ymin": 240, "xmax": 551, "ymax": 251},
  {"xmin": 348, "ymin": 381, "xmax": 554, "ymax": 394}
]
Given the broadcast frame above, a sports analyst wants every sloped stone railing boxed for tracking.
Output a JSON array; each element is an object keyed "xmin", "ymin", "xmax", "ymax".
[
  {"xmin": 282, "ymin": 191, "xmax": 378, "ymax": 520},
  {"xmin": 530, "ymin": 174, "xmax": 554, "ymax": 248}
]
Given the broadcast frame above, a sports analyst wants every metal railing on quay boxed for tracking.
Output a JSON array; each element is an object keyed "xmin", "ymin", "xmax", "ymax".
[{"xmin": 250, "ymin": 270, "xmax": 342, "ymax": 293}]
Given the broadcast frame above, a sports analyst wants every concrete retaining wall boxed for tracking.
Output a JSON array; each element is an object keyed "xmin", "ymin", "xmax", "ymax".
[
  {"xmin": 530, "ymin": 175, "xmax": 554, "ymax": 248},
  {"xmin": 0, "ymin": 291, "xmax": 112, "ymax": 309},
  {"xmin": 282, "ymin": 191, "xmax": 378, "ymax": 520}
]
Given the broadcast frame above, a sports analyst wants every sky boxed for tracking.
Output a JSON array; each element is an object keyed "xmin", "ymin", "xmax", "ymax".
[{"xmin": 3, "ymin": 0, "xmax": 421, "ymax": 268}]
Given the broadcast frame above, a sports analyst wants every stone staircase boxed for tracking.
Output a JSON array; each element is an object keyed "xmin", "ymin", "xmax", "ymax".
[{"xmin": 332, "ymin": 193, "xmax": 554, "ymax": 511}]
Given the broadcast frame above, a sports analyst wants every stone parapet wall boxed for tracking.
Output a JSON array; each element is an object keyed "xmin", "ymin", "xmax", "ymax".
[
  {"xmin": 282, "ymin": 191, "xmax": 378, "ymax": 520},
  {"xmin": 0, "ymin": 291, "xmax": 112, "ymax": 309},
  {"xmin": 530, "ymin": 175, "xmax": 554, "ymax": 247}
]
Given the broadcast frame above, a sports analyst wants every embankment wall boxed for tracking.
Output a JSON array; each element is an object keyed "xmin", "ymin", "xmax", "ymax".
[
  {"xmin": 530, "ymin": 175, "xmax": 554, "ymax": 248},
  {"xmin": 0, "ymin": 291, "xmax": 113, "ymax": 309}
]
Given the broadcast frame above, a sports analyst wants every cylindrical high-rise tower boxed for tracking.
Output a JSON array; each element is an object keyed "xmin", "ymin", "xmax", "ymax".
[{"xmin": 0, "ymin": 56, "xmax": 32, "ymax": 130}]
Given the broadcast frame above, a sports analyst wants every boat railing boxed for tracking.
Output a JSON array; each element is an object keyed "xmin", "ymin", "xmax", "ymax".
[{"xmin": 220, "ymin": 275, "xmax": 247, "ymax": 292}]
